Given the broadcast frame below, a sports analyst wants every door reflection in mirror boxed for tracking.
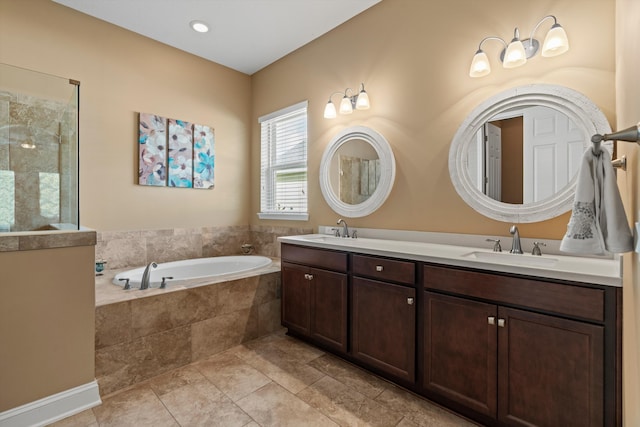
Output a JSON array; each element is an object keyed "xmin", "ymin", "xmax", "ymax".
[{"xmin": 469, "ymin": 105, "xmax": 584, "ymax": 205}]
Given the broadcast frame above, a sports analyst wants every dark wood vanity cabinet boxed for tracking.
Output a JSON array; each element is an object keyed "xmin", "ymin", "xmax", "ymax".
[
  {"xmin": 280, "ymin": 243, "xmax": 621, "ymax": 427},
  {"xmin": 423, "ymin": 264, "xmax": 618, "ymax": 427},
  {"xmin": 281, "ymin": 244, "xmax": 348, "ymax": 353},
  {"xmin": 351, "ymin": 254, "xmax": 417, "ymax": 383}
]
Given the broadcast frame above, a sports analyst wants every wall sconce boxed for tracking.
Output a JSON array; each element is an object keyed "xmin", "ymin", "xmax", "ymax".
[
  {"xmin": 323, "ymin": 83, "xmax": 370, "ymax": 119},
  {"xmin": 469, "ymin": 15, "xmax": 569, "ymax": 78}
]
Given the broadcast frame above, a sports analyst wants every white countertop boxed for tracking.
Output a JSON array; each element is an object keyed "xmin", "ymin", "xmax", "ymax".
[{"xmin": 278, "ymin": 234, "xmax": 622, "ymax": 287}]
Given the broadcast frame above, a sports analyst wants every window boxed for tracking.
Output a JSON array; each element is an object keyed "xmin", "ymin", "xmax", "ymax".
[
  {"xmin": 39, "ymin": 172, "xmax": 60, "ymax": 219},
  {"xmin": 0, "ymin": 170, "xmax": 15, "ymax": 231},
  {"xmin": 258, "ymin": 101, "xmax": 308, "ymax": 220}
]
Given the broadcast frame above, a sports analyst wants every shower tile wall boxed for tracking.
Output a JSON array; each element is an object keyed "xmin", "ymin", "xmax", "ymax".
[
  {"xmin": 0, "ymin": 90, "xmax": 77, "ymax": 231},
  {"xmin": 95, "ymin": 225, "xmax": 313, "ymax": 268}
]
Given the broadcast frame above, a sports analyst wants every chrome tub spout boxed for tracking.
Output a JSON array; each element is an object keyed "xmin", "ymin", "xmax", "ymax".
[{"xmin": 140, "ymin": 262, "xmax": 157, "ymax": 289}]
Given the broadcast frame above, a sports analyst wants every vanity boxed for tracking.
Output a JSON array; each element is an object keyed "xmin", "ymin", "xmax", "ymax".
[
  {"xmin": 279, "ymin": 235, "xmax": 621, "ymax": 427},
  {"xmin": 282, "ymin": 84, "xmax": 623, "ymax": 426}
]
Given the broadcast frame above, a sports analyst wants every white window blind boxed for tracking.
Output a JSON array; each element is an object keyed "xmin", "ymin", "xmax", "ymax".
[{"xmin": 258, "ymin": 101, "xmax": 308, "ymax": 221}]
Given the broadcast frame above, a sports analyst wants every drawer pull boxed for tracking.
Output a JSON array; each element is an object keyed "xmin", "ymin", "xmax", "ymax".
[
  {"xmin": 488, "ymin": 316, "xmax": 495, "ymax": 325},
  {"xmin": 376, "ymin": 265, "xmax": 384, "ymax": 272},
  {"xmin": 407, "ymin": 297, "xmax": 414, "ymax": 305},
  {"xmin": 498, "ymin": 318, "xmax": 505, "ymax": 328}
]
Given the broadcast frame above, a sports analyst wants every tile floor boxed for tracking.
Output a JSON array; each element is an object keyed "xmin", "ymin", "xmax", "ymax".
[{"xmin": 51, "ymin": 330, "xmax": 478, "ymax": 427}]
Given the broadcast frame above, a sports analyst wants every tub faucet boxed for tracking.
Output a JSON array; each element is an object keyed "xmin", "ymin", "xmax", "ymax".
[
  {"xmin": 140, "ymin": 262, "xmax": 157, "ymax": 289},
  {"xmin": 509, "ymin": 225, "xmax": 523, "ymax": 254},
  {"xmin": 337, "ymin": 218, "xmax": 349, "ymax": 238}
]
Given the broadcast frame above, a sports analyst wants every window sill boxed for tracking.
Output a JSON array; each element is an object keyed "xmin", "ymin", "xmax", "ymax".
[{"xmin": 257, "ymin": 212, "xmax": 309, "ymax": 221}]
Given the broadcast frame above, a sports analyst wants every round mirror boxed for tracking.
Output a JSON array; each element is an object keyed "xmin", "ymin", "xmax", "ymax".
[
  {"xmin": 320, "ymin": 126, "xmax": 395, "ymax": 217},
  {"xmin": 449, "ymin": 85, "xmax": 612, "ymax": 223}
]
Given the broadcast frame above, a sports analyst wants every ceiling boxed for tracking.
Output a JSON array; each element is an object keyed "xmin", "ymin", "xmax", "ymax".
[{"xmin": 52, "ymin": 0, "xmax": 382, "ymax": 75}]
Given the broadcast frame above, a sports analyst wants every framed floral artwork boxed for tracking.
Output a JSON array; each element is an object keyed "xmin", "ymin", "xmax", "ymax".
[
  {"xmin": 138, "ymin": 113, "xmax": 167, "ymax": 186},
  {"xmin": 193, "ymin": 124, "xmax": 215, "ymax": 189},
  {"xmin": 138, "ymin": 113, "xmax": 215, "ymax": 189}
]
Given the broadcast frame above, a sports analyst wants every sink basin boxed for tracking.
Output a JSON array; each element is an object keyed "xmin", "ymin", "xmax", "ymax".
[{"xmin": 462, "ymin": 251, "xmax": 558, "ymax": 267}]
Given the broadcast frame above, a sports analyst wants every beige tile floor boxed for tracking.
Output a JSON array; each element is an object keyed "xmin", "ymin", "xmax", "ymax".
[{"xmin": 51, "ymin": 330, "xmax": 478, "ymax": 427}]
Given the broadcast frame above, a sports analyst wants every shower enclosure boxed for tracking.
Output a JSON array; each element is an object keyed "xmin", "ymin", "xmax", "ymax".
[{"xmin": 0, "ymin": 63, "xmax": 79, "ymax": 232}]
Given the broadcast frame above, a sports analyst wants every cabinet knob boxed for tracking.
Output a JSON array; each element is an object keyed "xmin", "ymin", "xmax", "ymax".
[
  {"xmin": 498, "ymin": 318, "xmax": 505, "ymax": 328},
  {"xmin": 488, "ymin": 316, "xmax": 495, "ymax": 325},
  {"xmin": 304, "ymin": 273, "xmax": 314, "ymax": 280},
  {"xmin": 407, "ymin": 297, "xmax": 414, "ymax": 305},
  {"xmin": 376, "ymin": 265, "xmax": 384, "ymax": 272}
]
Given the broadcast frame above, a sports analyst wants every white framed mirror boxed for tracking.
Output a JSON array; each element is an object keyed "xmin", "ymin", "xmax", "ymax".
[
  {"xmin": 449, "ymin": 84, "xmax": 612, "ymax": 223},
  {"xmin": 320, "ymin": 126, "xmax": 395, "ymax": 218}
]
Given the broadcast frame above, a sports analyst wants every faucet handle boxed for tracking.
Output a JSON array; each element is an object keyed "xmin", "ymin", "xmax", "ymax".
[
  {"xmin": 119, "ymin": 277, "xmax": 131, "ymax": 290},
  {"xmin": 160, "ymin": 276, "xmax": 174, "ymax": 289},
  {"xmin": 532, "ymin": 242, "xmax": 546, "ymax": 256},
  {"xmin": 486, "ymin": 238, "xmax": 502, "ymax": 252},
  {"xmin": 351, "ymin": 229, "xmax": 358, "ymax": 239},
  {"xmin": 331, "ymin": 228, "xmax": 341, "ymax": 237}
]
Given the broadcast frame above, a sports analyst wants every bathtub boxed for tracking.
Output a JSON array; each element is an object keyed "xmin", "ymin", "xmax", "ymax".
[{"xmin": 112, "ymin": 255, "xmax": 272, "ymax": 288}]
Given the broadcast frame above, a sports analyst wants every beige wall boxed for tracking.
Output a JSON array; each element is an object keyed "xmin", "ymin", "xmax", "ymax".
[
  {"xmin": 251, "ymin": 0, "xmax": 615, "ymax": 240},
  {"xmin": 0, "ymin": 0, "xmax": 252, "ymax": 232},
  {"xmin": 3, "ymin": 0, "xmax": 636, "ymax": 421},
  {"xmin": 616, "ymin": 0, "xmax": 640, "ymax": 424},
  {"xmin": 0, "ymin": 245, "xmax": 95, "ymax": 412}
]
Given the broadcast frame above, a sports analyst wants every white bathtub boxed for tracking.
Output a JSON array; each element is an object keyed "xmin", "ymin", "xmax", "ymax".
[{"xmin": 112, "ymin": 256, "xmax": 272, "ymax": 288}]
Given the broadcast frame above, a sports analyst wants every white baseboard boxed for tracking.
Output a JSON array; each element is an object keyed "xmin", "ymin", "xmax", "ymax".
[{"xmin": 0, "ymin": 380, "xmax": 101, "ymax": 427}]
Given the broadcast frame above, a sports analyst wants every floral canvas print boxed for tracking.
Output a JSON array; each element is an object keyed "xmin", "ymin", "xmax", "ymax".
[
  {"xmin": 193, "ymin": 124, "xmax": 215, "ymax": 189},
  {"xmin": 138, "ymin": 113, "xmax": 167, "ymax": 186},
  {"xmin": 168, "ymin": 118, "xmax": 193, "ymax": 188}
]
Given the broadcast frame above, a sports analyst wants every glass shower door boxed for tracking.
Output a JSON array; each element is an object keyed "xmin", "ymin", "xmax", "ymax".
[{"xmin": 0, "ymin": 63, "xmax": 79, "ymax": 232}]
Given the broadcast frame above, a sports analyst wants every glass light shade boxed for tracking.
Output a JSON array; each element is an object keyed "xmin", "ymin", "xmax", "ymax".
[
  {"xmin": 355, "ymin": 90, "xmax": 370, "ymax": 110},
  {"xmin": 503, "ymin": 39, "xmax": 527, "ymax": 68},
  {"xmin": 339, "ymin": 96, "xmax": 353, "ymax": 114},
  {"xmin": 541, "ymin": 24, "xmax": 569, "ymax": 57},
  {"xmin": 323, "ymin": 101, "xmax": 337, "ymax": 119},
  {"xmin": 469, "ymin": 50, "xmax": 491, "ymax": 77}
]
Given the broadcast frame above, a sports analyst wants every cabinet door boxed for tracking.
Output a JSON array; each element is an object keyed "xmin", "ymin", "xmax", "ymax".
[
  {"xmin": 498, "ymin": 307, "xmax": 604, "ymax": 427},
  {"xmin": 352, "ymin": 277, "xmax": 416, "ymax": 383},
  {"xmin": 309, "ymin": 267, "xmax": 348, "ymax": 353},
  {"xmin": 281, "ymin": 262, "xmax": 311, "ymax": 336},
  {"xmin": 423, "ymin": 292, "xmax": 498, "ymax": 418}
]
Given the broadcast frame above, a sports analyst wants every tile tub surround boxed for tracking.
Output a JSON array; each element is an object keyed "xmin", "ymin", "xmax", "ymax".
[
  {"xmin": 55, "ymin": 331, "xmax": 478, "ymax": 427},
  {"xmin": 95, "ymin": 264, "xmax": 282, "ymax": 396},
  {"xmin": 95, "ymin": 225, "xmax": 312, "ymax": 270}
]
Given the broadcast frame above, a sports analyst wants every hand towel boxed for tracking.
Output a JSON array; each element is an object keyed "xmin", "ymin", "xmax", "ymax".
[{"xmin": 560, "ymin": 146, "xmax": 633, "ymax": 255}]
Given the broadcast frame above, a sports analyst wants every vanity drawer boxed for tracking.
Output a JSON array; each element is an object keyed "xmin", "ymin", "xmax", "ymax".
[
  {"xmin": 423, "ymin": 264, "xmax": 605, "ymax": 322},
  {"xmin": 281, "ymin": 243, "xmax": 348, "ymax": 272},
  {"xmin": 353, "ymin": 254, "xmax": 415, "ymax": 285}
]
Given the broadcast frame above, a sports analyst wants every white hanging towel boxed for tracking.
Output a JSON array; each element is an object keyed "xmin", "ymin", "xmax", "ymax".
[{"xmin": 560, "ymin": 146, "xmax": 633, "ymax": 255}]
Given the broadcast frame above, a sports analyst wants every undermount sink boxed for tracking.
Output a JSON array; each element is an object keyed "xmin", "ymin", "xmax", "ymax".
[{"xmin": 462, "ymin": 251, "xmax": 559, "ymax": 267}]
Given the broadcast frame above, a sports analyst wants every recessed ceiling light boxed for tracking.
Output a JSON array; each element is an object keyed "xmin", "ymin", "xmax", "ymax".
[{"xmin": 190, "ymin": 20, "xmax": 209, "ymax": 33}]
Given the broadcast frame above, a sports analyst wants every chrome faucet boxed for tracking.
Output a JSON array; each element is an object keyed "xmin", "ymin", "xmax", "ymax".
[
  {"xmin": 140, "ymin": 262, "xmax": 157, "ymax": 289},
  {"xmin": 509, "ymin": 225, "xmax": 523, "ymax": 254},
  {"xmin": 337, "ymin": 218, "xmax": 349, "ymax": 238}
]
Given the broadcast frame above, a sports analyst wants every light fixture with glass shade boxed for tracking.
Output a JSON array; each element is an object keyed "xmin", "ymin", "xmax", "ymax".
[
  {"xmin": 469, "ymin": 15, "xmax": 569, "ymax": 78},
  {"xmin": 324, "ymin": 83, "xmax": 370, "ymax": 119}
]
